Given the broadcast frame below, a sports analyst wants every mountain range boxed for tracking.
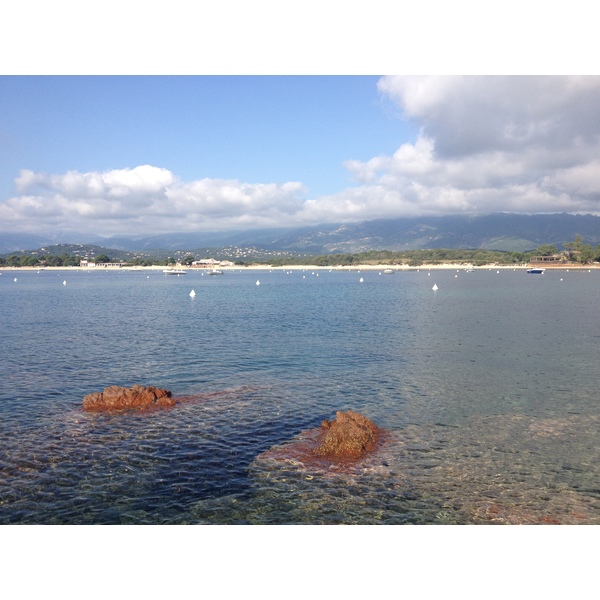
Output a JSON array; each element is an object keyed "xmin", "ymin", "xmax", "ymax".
[{"xmin": 1, "ymin": 213, "xmax": 599, "ymax": 255}]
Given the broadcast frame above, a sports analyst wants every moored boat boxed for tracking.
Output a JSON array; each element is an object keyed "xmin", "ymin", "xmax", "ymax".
[
  {"xmin": 163, "ymin": 269, "xmax": 187, "ymax": 275},
  {"xmin": 527, "ymin": 268, "xmax": 546, "ymax": 274}
]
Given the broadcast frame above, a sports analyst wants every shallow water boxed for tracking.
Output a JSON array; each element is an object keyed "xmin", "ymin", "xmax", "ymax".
[{"xmin": 1, "ymin": 267, "xmax": 599, "ymax": 524}]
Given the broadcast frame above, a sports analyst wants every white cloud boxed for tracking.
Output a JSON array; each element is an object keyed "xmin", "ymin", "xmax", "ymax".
[
  {"xmin": 299, "ymin": 76, "xmax": 600, "ymax": 223},
  {"xmin": 329, "ymin": 75, "xmax": 600, "ymax": 217},
  {"xmin": 377, "ymin": 76, "xmax": 600, "ymax": 157},
  {"xmin": 2, "ymin": 76, "xmax": 600, "ymax": 236},
  {"xmin": 0, "ymin": 165, "xmax": 307, "ymax": 235}
]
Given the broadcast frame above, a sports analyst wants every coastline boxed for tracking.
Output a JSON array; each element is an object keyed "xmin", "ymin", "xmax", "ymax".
[{"xmin": 2, "ymin": 263, "xmax": 598, "ymax": 272}]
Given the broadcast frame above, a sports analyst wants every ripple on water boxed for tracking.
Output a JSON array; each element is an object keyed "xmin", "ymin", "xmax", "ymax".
[
  {"xmin": 2, "ymin": 270, "xmax": 600, "ymax": 524},
  {"xmin": 188, "ymin": 412, "xmax": 600, "ymax": 525}
]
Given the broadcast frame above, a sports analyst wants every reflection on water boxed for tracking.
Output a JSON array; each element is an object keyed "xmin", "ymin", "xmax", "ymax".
[{"xmin": 1, "ymin": 268, "xmax": 599, "ymax": 523}]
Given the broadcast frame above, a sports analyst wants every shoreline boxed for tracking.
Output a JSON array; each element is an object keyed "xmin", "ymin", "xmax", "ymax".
[{"xmin": 2, "ymin": 263, "xmax": 598, "ymax": 272}]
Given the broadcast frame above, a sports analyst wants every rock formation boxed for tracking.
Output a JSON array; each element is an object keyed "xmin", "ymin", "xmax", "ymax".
[
  {"xmin": 312, "ymin": 410, "xmax": 381, "ymax": 458},
  {"xmin": 83, "ymin": 384, "xmax": 175, "ymax": 412}
]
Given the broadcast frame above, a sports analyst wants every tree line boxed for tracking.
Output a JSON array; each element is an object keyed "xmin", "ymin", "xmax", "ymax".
[
  {"xmin": 264, "ymin": 237, "xmax": 600, "ymax": 267},
  {"xmin": 2, "ymin": 234, "xmax": 599, "ymax": 268},
  {"xmin": 0, "ymin": 253, "xmax": 81, "ymax": 267}
]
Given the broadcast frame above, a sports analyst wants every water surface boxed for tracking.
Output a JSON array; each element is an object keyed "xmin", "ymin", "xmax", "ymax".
[{"xmin": 1, "ymin": 267, "xmax": 599, "ymax": 523}]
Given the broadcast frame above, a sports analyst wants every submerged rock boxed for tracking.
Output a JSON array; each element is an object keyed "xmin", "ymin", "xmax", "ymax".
[
  {"xmin": 313, "ymin": 410, "xmax": 381, "ymax": 458},
  {"xmin": 83, "ymin": 384, "xmax": 175, "ymax": 412},
  {"xmin": 255, "ymin": 410, "xmax": 386, "ymax": 476}
]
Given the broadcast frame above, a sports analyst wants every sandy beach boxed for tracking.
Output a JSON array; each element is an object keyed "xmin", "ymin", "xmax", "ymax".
[{"xmin": 2, "ymin": 262, "xmax": 598, "ymax": 273}]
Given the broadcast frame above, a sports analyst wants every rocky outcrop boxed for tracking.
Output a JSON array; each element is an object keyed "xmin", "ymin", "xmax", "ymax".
[
  {"xmin": 313, "ymin": 410, "xmax": 381, "ymax": 458},
  {"xmin": 255, "ymin": 410, "xmax": 383, "ymax": 471},
  {"xmin": 83, "ymin": 384, "xmax": 175, "ymax": 412}
]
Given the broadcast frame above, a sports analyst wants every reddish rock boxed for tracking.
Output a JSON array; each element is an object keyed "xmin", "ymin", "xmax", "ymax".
[
  {"xmin": 83, "ymin": 384, "xmax": 175, "ymax": 412},
  {"xmin": 257, "ymin": 410, "xmax": 384, "ymax": 470},
  {"xmin": 313, "ymin": 410, "xmax": 381, "ymax": 458}
]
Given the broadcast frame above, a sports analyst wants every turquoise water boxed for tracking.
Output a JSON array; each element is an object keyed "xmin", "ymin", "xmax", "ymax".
[{"xmin": 1, "ymin": 267, "xmax": 599, "ymax": 524}]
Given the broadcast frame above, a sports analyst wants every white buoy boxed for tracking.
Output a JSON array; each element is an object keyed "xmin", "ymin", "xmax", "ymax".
[
  {"xmin": 63, "ymin": 280, "xmax": 67, "ymax": 286},
  {"xmin": 359, "ymin": 277, "xmax": 364, "ymax": 283},
  {"xmin": 14, "ymin": 278, "xmax": 17, "ymax": 282},
  {"xmin": 256, "ymin": 280, "xmax": 260, "ymax": 286},
  {"xmin": 189, "ymin": 289, "xmax": 196, "ymax": 297},
  {"xmin": 432, "ymin": 283, "xmax": 438, "ymax": 291}
]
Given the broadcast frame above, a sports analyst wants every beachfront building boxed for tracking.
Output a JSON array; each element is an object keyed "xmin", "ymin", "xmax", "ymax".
[
  {"xmin": 528, "ymin": 254, "xmax": 565, "ymax": 265},
  {"xmin": 191, "ymin": 259, "xmax": 219, "ymax": 268},
  {"xmin": 190, "ymin": 258, "xmax": 234, "ymax": 268},
  {"xmin": 80, "ymin": 260, "xmax": 122, "ymax": 268}
]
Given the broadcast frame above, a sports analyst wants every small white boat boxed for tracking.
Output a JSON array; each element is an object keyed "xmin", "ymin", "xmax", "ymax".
[
  {"xmin": 163, "ymin": 269, "xmax": 187, "ymax": 275},
  {"xmin": 207, "ymin": 269, "xmax": 224, "ymax": 275},
  {"xmin": 527, "ymin": 268, "xmax": 546, "ymax": 274},
  {"xmin": 383, "ymin": 269, "xmax": 394, "ymax": 274}
]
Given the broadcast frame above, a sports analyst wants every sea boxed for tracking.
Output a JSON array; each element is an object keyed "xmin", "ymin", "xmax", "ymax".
[{"xmin": 1, "ymin": 266, "xmax": 600, "ymax": 525}]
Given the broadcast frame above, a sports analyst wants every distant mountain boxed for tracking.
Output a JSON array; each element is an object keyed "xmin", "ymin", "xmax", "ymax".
[
  {"xmin": 0, "ymin": 233, "xmax": 54, "ymax": 254},
  {"xmin": 0, "ymin": 232, "xmax": 104, "ymax": 254},
  {"xmin": 1, "ymin": 213, "xmax": 599, "ymax": 255},
  {"xmin": 103, "ymin": 213, "xmax": 600, "ymax": 254},
  {"xmin": 100, "ymin": 227, "xmax": 301, "ymax": 252}
]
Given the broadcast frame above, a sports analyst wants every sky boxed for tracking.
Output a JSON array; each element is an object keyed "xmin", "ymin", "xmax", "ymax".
[
  {"xmin": 1, "ymin": 3, "xmax": 598, "ymax": 239},
  {"xmin": 1, "ymin": 74, "xmax": 599, "ymax": 238}
]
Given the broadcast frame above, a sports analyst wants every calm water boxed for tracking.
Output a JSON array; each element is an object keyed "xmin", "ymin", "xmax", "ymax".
[{"xmin": 1, "ymin": 267, "xmax": 599, "ymax": 524}]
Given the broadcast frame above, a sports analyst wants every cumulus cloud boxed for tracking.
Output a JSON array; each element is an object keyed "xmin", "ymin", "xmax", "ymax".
[
  {"xmin": 1, "ymin": 164, "xmax": 307, "ymax": 235},
  {"xmin": 2, "ymin": 76, "xmax": 600, "ymax": 236},
  {"xmin": 302, "ymin": 75, "xmax": 600, "ymax": 221},
  {"xmin": 377, "ymin": 76, "xmax": 600, "ymax": 157}
]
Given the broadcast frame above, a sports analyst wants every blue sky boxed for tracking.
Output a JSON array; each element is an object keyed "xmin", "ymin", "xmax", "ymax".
[
  {"xmin": 2, "ymin": 75, "xmax": 600, "ymax": 238},
  {"xmin": 0, "ymin": 76, "xmax": 415, "ymax": 200},
  {"xmin": 1, "ymin": 1, "xmax": 599, "ymax": 239}
]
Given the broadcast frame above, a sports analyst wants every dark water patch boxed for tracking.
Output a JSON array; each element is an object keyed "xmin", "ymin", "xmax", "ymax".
[{"xmin": 0, "ymin": 383, "xmax": 330, "ymax": 524}]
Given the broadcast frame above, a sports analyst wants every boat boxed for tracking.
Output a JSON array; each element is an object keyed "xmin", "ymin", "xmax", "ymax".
[
  {"xmin": 527, "ymin": 268, "xmax": 546, "ymax": 274},
  {"xmin": 383, "ymin": 269, "xmax": 394, "ymax": 274},
  {"xmin": 163, "ymin": 269, "xmax": 187, "ymax": 275},
  {"xmin": 207, "ymin": 269, "xmax": 224, "ymax": 275}
]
